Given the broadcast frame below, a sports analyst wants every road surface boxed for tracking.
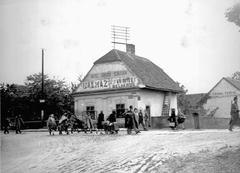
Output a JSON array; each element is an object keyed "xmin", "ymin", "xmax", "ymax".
[{"xmin": 1, "ymin": 129, "xmax": 240, "ymax": 173}]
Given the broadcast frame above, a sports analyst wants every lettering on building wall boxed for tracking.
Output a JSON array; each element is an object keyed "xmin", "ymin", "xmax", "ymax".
[
  {"xmin": 210, "ymin": 91, "xmax": 237, "ymax": 98},
  {"xmin": 82, "ymin": 76, "xmax": 139, "ymax": 89},
  {"xmin": 90, "ymin": 70, "xmax": 128, "ymax": 79}
]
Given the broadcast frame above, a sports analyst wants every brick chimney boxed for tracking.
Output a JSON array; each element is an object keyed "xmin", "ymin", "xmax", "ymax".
[{"xmin": 126, "ymin": 44, "xmax": 135, "ymax": 55}]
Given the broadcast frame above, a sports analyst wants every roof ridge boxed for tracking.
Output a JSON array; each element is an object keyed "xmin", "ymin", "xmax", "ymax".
[
  {"xmin": 224, "ymin": 77, "xmax": 240, "ymax": 90},
  {"xmin": 114, "ymin": 49, "xmax": 122, "ymax": 61}
]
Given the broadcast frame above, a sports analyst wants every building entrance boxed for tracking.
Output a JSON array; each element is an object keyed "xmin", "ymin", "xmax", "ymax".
[{"xmin": 146, "ymin": 106, "xmax": 151, "ymax": 128}]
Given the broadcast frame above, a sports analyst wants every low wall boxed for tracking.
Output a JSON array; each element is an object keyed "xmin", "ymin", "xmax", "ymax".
[{"xmin": 151, "ymin": 116, "xmax": 231, "ymax": 129}]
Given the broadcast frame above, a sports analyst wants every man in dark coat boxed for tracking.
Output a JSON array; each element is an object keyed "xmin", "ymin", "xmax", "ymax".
[
  {"xmin": 109, "ymin": 111, "xmax": 116, "ymax": 123},
  {"xmin": 124, "ymin": 105, "xmax": 140, "ymax": 134},
  {"xmin": 107, "ymin": 111, "xmax": 117, "ymax": 134},
  {"xmin": 97, "ymin": 111, "xmax": 104, "ymax": 134},
  {"xmin": 229, "ymin": 96, "xmax": 240, "ymax": 131}
]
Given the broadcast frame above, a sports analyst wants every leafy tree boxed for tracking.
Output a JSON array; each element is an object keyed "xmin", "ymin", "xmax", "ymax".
[
  {"xmin": 1, "ymin": 73, "xmax": 75, "ymax": 123},
  {"xmin": 25, "ymin": 73, "xmax": 74, "ymax": 120},
  {"xmin": 70, "ymin": 74, "xmax": 83, "ymax": 92},
  {"xmin": 176, "ymin": 82, "xmax": 190, "ymax": 114},
  {"xmin": 225, "ymin": 2, "xmax": 240, "ymax": 30},
  {"xmin": 230, "ymin": 71, "xmax": 240, "ymax": 80},
  {"xmin": 1, "ymin": 83, "xmax": 29, "ymax": 121}
]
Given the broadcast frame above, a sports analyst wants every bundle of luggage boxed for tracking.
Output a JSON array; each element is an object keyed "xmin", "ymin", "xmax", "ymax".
[{"xmin": 102, "ymin": 121, "xmax": 119, "ymax": 134}]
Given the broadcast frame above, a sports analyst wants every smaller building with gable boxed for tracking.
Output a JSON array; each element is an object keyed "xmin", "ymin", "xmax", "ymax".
[
  {"xmin": 72, "ymin": 44, "xmax": 182, "ymax": 128},
  {"xmin": 200, "ymin": 77, "xmax": 240, "ymax": 118}
]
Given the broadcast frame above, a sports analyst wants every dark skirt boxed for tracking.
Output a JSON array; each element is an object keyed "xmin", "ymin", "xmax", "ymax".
[
  {"xmin": 125, "ymin": 115, "xmax": 133, "ymax": 129},
  {"xmin": 229, "ymin": 114, "xmax": 240, "ymax": 125},
  {"xmin": 178, "ymin": 117, "xmax": 185, "ymax": 124},
  {"xmin": 97, "ymin": 121, "xmax": 104, "ymax": 129}
]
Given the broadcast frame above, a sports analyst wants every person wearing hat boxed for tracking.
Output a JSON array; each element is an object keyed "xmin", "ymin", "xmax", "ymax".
[{"xmin": 229, "ymin": 96, "xmax": 240, "ymax": 131}]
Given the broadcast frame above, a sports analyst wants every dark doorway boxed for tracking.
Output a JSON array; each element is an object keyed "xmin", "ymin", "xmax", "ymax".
[{"xmin": 146, "ymin": 106, "xmax": 151, "ymax": 128}]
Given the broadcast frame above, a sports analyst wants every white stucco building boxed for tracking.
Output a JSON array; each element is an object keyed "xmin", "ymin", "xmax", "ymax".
[
  {"xmin": 72, "ymin": 44, "xmax": 182, "ymax": 128},
  {"xmin": 201, "ymin": 77, "xmax": 240, "ymax": 118}
]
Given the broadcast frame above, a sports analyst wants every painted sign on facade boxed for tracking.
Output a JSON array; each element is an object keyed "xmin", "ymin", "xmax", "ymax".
[
  {"xmin": 210, "ymin": 91, "xmax": 239, "ymax": 98},
  {"xmin": 90, "ymin": 70, "xmax": 128, "ymax": 79},
  {"xmin": 82, "ymin": 76, "xmax": 139, "ymax": 90}
]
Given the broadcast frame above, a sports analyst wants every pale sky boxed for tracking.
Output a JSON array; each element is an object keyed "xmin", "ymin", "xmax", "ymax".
[{"xmin": 0, "ymin": 0, "xmax": 240, "ymax": 94}]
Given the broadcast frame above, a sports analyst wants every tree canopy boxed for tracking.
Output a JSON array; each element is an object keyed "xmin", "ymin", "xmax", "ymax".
[
  {"xmin": 176, "ymin": 82, "xmax": 190, "ymax": 114},
  {"xmin": 225, "ymin": 2, "xmax": 240, "ymax": 30},
  {"xmin": 1, "ymin": 73, "xmax": 77, "ymax": 122},
  {"xmin": 230, "ymin": 71, "xmax": 240, "ymax": 80}
]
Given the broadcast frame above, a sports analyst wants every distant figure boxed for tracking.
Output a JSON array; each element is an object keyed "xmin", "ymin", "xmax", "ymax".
[
  {"xmin": 133, "ymin": 108, "xmax": 139, "ymax": 130},
  {"xmin": 47, "ymin": 114, "xmax": 57, "ymax": 135},
  {"xmin": 107, "ymin": 110, "xmax": 117, "ymax": 134},
  {"xmin": 168, "ymin": 108, "xmax": 177, "ymax": 130},
  {"xmin": 15, "ymin": 115, "xmax": 24, "ymax": 134},
  {"xmin": 229, "ymin": 96, "xmax": 240, "ymax": 131},
  {"xmin": 177, "ymin": 108, "xmax": 186, "ymax": 130},
  {"xmin": 138, "ymin": 109, "xmax": 147, "ymax": 131},
  {"xmin": 124, "ymin": 105, "xmax": 140, "ymax": 134},
  {"xmin": 144, "ymin": 110, "xmax": 149, "ymax": 131},
  {"xmin": 69, "ymin": 113, "xmax": 77, "ymax": 133},
  {"xmin": 108, "ymin": 110, "xmax": 116, "ymax": 123},
  {"xmin": 3, "ymin": 117, "xmax": 11, "ymax": 134},
  {"xmin": 58, "ymin": 113, "xmax": 69, "ymax": 135},
  {"xmin": 85, "ymin": 112, "xmax": 94, "ymax": 133},
  {"xmin": 124, "ymin": 106, "xmax": 133, "ymax": 134},
  {"xmin": 97, "ymin": 111, "xmax": 104, "ymax": 134}
]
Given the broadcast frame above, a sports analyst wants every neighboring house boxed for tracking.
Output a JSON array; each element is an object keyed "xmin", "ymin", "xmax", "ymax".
[
  {"xmin": 185, "ymin": 93, "xmax": 206, "ymax": 108},
  {"xmin": 198, "ymin": 77, "xmax": 240, "ymax": 118},
  {"xmin": 72, "ymin": 44, "xmax": 182, "ymax": 128}
]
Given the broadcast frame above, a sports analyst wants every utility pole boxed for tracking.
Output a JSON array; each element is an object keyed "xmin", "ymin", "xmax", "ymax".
[
  {"xmin": 42, "ymin": 48, "xmax": 44, "ymax": 99},
  {"xmin": 40, "ymin": 48, "xmax": 45, "ymax": 122}
]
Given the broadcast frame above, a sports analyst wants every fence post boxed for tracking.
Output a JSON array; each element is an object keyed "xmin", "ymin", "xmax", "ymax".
[{"xmin": 193, "ymin": 112, "xmax": 200, "ymax": 129}]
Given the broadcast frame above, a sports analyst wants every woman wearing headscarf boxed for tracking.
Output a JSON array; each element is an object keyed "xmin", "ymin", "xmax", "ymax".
[
  {"xmin": 47, "ymin": 114, "xmax": 57, "ymax": 135},
  {"xmin": 168, "ymin": 108, "xmax": 177, "ymax": 130},
  {"xmin": 58, "ymin": 113, "xmax": 69, "ymax": 135}
]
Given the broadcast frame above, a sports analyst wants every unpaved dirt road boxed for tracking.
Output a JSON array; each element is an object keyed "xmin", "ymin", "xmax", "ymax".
[{"xmin": 1, "ymin": 129, "xmax": 240, "ymax": 173}]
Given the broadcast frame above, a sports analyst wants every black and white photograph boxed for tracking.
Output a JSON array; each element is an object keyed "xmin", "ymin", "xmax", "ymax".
[{"xmin": 1, "ymin": 0, "xmax": 240, "ymax": 172}]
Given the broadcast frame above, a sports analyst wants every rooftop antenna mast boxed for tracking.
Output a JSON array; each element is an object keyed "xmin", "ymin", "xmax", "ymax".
[{"xmin": 111, "ymin": 25, "xmax": 130, "ymax": 49}]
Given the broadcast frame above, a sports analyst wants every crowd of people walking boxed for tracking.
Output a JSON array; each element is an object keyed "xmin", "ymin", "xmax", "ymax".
[
  {"xmin": 123, "ymin": 105, "xmax": 149, "ymax": 134},
  {"xmin": 46, "ymin": 105, "xmax": 151, "ymax": 135},
  {"xmin": 3, "ymin": 114, "xmax": 25, "ymax": 134},
  {"xmin": 3, "ymin": 95, "xmax": 239, "ymax": 134}
]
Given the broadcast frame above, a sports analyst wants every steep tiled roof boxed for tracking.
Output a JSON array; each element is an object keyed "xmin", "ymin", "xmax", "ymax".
[
  {"xmin": 186, "ymin": 93, "xmax": 206, "ymax": 107},
  {"xmin": 94, "ymin": 49, "xmax": 182, "ymax": 92},
  {"xmin": 224, "ymin": 77, "xmax": 240, "ymax": 90}
]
